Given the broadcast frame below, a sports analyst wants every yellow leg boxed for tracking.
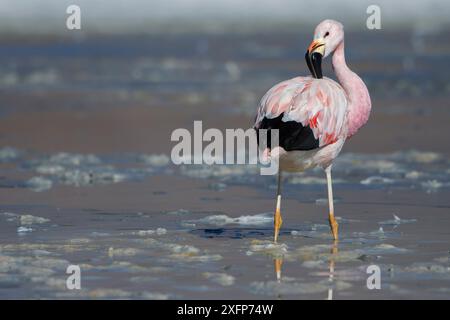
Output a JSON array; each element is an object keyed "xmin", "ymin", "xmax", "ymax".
[
  {"xmin": 326, "ymin": 166, "xmax": 339, "ymax": 240},
  {"xmin": 274, "ymin": 171, "xmax": 282, "ymax": 243},
  {"xmin": 274, "ymin": 196, "xmax": 283, "ymax": 243},
  {"xmin": 329, "ymin": 212, "xmax": 339, "ymax": 241}
]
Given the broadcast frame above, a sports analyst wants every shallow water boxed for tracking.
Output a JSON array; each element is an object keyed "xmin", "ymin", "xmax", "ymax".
[
  {"xmin": 0, "ymin": 208, "xmax": 449, "ymax": 299},
  {"xmin": 1, "ymin": 147, "xmax": 450, "ymax": 299},
  {"xmin": 0, "ymin": 31, "xmax": 449, "ymax": 299}
]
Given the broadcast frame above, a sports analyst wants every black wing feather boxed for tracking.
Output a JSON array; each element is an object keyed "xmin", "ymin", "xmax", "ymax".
[{"xmin": 255, "ymin": 113, "xmax": 319, "ymax": 151}]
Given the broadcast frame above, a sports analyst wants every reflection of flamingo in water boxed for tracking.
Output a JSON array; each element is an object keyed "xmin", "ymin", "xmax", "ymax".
[
  {"xmin": 326, "ymin": 241, "xmax": 338, "ymax": 300},
  {"xmin": 273, "ymin": 241, "xmax": 338, "ymax": 300},
  {"xmin": 254, "ymin": 20, "xmax": 371, "ymax": 242}
]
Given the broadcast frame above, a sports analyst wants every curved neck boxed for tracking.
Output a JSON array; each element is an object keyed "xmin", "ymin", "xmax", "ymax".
[{"xmin": 332, "ymin": 42, "xmax": 371, "ymax": 137}]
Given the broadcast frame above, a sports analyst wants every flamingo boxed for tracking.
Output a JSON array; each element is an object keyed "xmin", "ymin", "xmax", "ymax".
[{"xmin": 254, "ymin": 20, "xmax": 371, "ymax": 242}]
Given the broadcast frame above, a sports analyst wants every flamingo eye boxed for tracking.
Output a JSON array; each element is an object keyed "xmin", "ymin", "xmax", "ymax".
[{"xmin": 324, "ymin": 32, "xmax": 330, "ymax": 38}]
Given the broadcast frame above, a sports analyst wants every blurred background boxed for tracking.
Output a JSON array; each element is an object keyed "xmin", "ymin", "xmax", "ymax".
[
  {"xmin": 0, "ymin": 0, "xmax": 449, "ymax": 299},
  {"xmin": 0, "ymin": 0, "xmax": 448, "ymax": 155},
  {"xmin": 0, "ymin": 0, "xmax": 448, "ymax": 34},
  {"xmin": 0, "ymin": 0, "xmax": 450, "ymax": 155}
]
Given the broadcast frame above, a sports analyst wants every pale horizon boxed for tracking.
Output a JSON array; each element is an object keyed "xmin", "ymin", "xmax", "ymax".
[{"xmin": 0, "ymin": 0, "xmax": 448, "ymax": 35}]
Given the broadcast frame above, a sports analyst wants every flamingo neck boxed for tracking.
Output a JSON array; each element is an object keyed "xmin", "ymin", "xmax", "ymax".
[{"xmin": 332, "ymin": 41, "xmax": 371, "ymax": 137}]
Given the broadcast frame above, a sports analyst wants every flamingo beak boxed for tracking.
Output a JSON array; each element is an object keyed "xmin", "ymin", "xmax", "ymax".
[{"xmin": 305, "ymin": 38, "xmax": 325, "ymax": 79}]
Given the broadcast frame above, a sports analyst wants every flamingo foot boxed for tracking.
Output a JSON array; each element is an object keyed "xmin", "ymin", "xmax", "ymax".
[{"xmin": 329, "ymin": 213, "xmax": 339, "ymax": 240}]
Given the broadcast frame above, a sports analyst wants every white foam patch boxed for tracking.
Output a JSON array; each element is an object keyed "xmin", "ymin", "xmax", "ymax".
[
  {"xmin": 292, "ymin": 244, "xmax": 363, "ymax": 264},
  {"xmin": 165, "ymin": 243, "xmax": 200, "ymax": 255},
  {"xmin": 133, "ymin": 228, "xmax": 167, "ymax": 236},
  {"xmin": 35, "ymin": 164, "xmax": 65, "ymax": 175},
  {"xmin": 0, "ymin": 254, "xmax": 70, "ymax": 284},
  {"xmin": 203, "ymin": 272, "xmax": 235, "ymax": 286},
  {"xmin": 17, "ymin": 226, "xmax": 33, "ymax": 233},
  {"xmin": 0, "ymin": 147, "xmax": 20, "ymax": 161},
  {"xmin": 402, "ymin": 151, "xmax": 441, "ymax": 164},
  {"xmin": 351, "ymin": 227, "xmax": 400, "ymax": 240},
  {"xmin": 360, "ymin": 176, "xmax": 395, "ymax": 185},
  {"xmin": 361, "ymin": 160, "xmax": 399, "ymax": 173},
  {"xmin": 379, "ymin": 214, "xmax": 417, "ymax": 225},
  {"xmin": 421, "ymin": 180, "xmax": 449, "ymax": 192},
  {"xmin": 20, "ymin": 215, "xmax": 50, "ymax": 225},
  {"xmin": 22, "ymin": 151, "xmax": 170, "ymax": 190},
  {"xmin": 434, "ymin": 256, "xmax": 450, "ymax": 264},
  {"xmin": 26, "ymin": 176, "xmax": 53, "ymax": 192},
  {"xmin": 247, "ymin": 240, "xmax": 288, "ymax": 257},
  {"xmin": 61, "ymin": 169, "xmax": 127, "ymax": 186},
  {"xmin": 362, "ymin": 244, "xmax": 410, "ymax": 255},
  {"xmin": 167, "ymin": 209, "xmax": 191, "ymax": 215},
  {"xmin": 288, "ymin": 176, "xmax": 326, "ymax": 185},
  {"xmin": 0, "ymin": 212, "xmax": 18, "ymax": 222},
  {"xmin": 405, "ymin": 263, "xmax": 450, "ymax": 274},
  {"xmin": 139, "ymin": 154, "xmax": 170, "ymax": 167},
  {"xmin": 405, "ymin": 171, "xmax": 422, "ymax": 179},
  {"xmin": 192, "ymin": 213, "xmax": 273, "ymax": 226},
  {"xmin": 139, "ymin": 292, "xmax": 171, "ymax": 300},
  {"xmin": 180, "ymin": 164, "xmax": 258, "ymax": 179},
  {"xmin": 208, "ymin": 182, "xmax": 227, "ymax": 191},
  {"xmin": 80, "ymin": 261, "xmax": 148, "ymax": 273},
  {"xmin": 3, "ymin": 212, "xmax": 50, "ymax": 226},
  {"xmin": 288, "ymin": 176, "xmax": 346, "ymax": 185},
  {"xmin": 169, "ymin": 253, "xmax": 223, "ymax": 262},
  {"xmin": 48, "ymin": 152, "xmax": 101, "ymax": 166},
  {"xmin": 87, "ymin": 289, "xmax": 132, "ymax": 299},
  {"xmin": 134, "ymin": 238, "xmax": 223, "ymax": 263},
  {"xmin": 162, "ymin": 241, "xmax": 223, "ymax": 262},
  {"xmin": 108, "ymin": 247, "xmax": 141, "ymax": 257},
  {"xmin": 335, "ymin": 154, "xmax": 403, "ymax": 174}
]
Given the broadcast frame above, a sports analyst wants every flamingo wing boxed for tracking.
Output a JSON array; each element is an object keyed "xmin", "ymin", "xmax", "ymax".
[{"xmin": 254, "ymin": 76, "xmax": 348, "ymax": 150}]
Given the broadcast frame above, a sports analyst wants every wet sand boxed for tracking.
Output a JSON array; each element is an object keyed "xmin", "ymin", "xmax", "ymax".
[{"xmin": 0, "ymin": 31, "xmax": 449, "ymax": 299}]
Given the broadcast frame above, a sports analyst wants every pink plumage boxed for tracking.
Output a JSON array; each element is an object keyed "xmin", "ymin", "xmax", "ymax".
[{"xmin": 254, "ymin": 76, "xmax": 348, "ymax": 148}]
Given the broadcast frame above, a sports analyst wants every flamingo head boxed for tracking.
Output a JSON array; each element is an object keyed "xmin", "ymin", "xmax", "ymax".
[{"xmin": 305, "ymin": 19, "xmax": 344, "ymax": 79}]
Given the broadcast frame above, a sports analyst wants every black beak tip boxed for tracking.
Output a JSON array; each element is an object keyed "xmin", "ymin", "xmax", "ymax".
[
  {"xmin": 305, "ymin": 51, "xmax": 314, "ymax": 76},
  {"xmin": 305, "ymin": 51, "xmax": 323, "ymax": 79},
  {"xmin": 310, "ymin": 52, "xmax": 323, "ymax": 79}
]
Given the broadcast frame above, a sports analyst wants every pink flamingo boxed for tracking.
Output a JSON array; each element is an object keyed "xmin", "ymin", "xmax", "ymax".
[{"xmin": 254, "ymin": 20, "xmax": 371, "ymax": 242}]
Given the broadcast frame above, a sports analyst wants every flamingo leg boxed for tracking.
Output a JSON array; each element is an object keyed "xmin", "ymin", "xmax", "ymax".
[
  {"xmin": 274, "ymin": 170, "xmax": 283, "ymax": 243},
  {"xmin": 325, "ymin": 166, "xmax": 339, "ymax": 240}
]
